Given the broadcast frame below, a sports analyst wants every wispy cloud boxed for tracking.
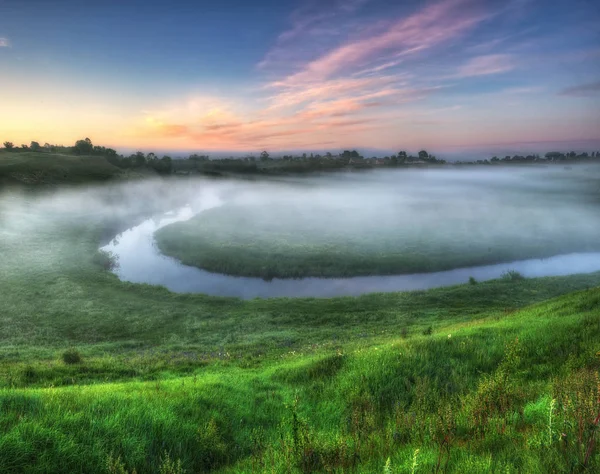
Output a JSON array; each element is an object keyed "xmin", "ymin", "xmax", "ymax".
[
  {"xmin": 454, "ymin": 54, "xmax": 515, "ymax": 78},
  {"xmin": 0, "ymin": 38, "xmax": 10, "ymax": 48},
  {"xmin": 270, "ymin": 0, "xmax": 484, "ymax": 86},
  {"xmin": 258, "ymin": 0, "xmax": 370, "ymax": 70},
  {"xmin": 131, "ymin": 0, "xmax": 561, "ymax": 151},
  {"xmin": 558, "ymin": 80, "xmax": 600, "ymax": 97}
]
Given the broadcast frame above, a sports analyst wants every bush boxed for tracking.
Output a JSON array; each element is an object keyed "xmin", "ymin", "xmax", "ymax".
[
  {"xmin": 93, "ymin": 249, "xmax": 119, "ymax": 271},
  {"xmin": 62, "ymin": 348, "xmax": 82, "ymax": 365},
  {"xmin": 502, "ymin": 270, "xmax": 525, "ymax": 282},
  {"xmin": 469, "ymin": 276, "xmax": 478, "ymax": 285}
]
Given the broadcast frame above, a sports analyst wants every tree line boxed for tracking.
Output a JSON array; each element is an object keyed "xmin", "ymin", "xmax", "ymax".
[
  {"xmin": 2, "ymin": 138, "xmax": 173, "ymax": 175},
  {"xmin": 3, "ymin": 138, "xmax": 599, "ymax": 176}
]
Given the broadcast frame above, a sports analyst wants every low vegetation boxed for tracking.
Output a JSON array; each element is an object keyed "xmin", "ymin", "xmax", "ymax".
[
  {"xmin": 0, "ymin": 170, "xmax": 599, "ymax": 472},
  {"xmin": 0, "ymin": 189, "xmax": 599, "ymax": 472}
]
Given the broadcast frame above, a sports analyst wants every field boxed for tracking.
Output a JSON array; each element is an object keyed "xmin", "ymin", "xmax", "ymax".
[{"xmin": 0, "ymin": 167, "xmax": 599, "ymax": 472}]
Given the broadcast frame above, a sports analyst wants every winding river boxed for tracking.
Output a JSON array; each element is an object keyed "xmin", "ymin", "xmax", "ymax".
[{"xmin": 101, "ymin": 191, "xmax": 600, "ymax": 299}]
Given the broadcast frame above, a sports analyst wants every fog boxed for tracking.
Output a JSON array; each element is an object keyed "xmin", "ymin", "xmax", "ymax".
[{"xmin": 1, "ymin": 164, "xmax": 600, "ymax": 298}]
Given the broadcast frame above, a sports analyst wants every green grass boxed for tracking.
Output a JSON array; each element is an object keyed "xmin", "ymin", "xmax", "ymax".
[
  {"xmin": 0, "ymin": 151, "xmax": 150, "ymax": 185},
  {"xmin": 155, "ymin": 202, "xmax": 600, "ymax": 279},
  {"xmin": 0, "ymin": 187, "xmax": 599, "ymax": 472}
]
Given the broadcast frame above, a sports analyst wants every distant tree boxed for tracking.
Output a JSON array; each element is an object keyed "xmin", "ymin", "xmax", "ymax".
[
  {"xmin": 418, "ymin": 150, "xmax": 429, "ymax": 160},
  {"xmin": 134, "ymin": 151, "xmax": 146, "ymax": 167},
  {"xmin": 260, "ymin": 151, "xmax": 270, "ymax": 161},
  {"xmin": 74, "ymin": 138, "xmax": 93, "ymax": 155},
  {"xmin": 20, "ymin": 144, "xmax": 28, "ymax": 150},
  {"xmin": 545, "ymin": 152, "xmax": 562, "ymax": 160},
  {"xmin": 390, "ymin": 154, "xmax": 398, "ymax": 165},
  {"xmin": 491, "ymin": 156, "xmax": 500, "ymax": 162},
  {"xmin": 152, "ymin": 155, "xmax": 172, "ymax": 174},
  {"xmin": 325, "ymin": 152, "xmax": 332, "ymax": 158},
  {"xmin": 30, "ymin": 141, "xmax": 41, "ymax": 152},
  {"xmin": 3, "ymin": 141, "xmax": 14, "ymax": 150}
]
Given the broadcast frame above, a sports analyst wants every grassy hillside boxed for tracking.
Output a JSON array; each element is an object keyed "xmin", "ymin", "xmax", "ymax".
[
  {"xmin": 0, "ymin": 190, "xmax": 599, "ymax": 472},
  {"xmin": 0, "ymin": 151, "xmax": 149, "ymax": 185},
  {"xmin": 0, "ymin": 287, "xmax": 598, "ymax": 473}
]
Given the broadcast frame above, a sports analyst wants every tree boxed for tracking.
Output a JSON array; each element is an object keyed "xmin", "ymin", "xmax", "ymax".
[
  {"xmin": 418, "ymin": 150, "xmax": 429, "ymax": 160},
  {"xmin": 74, "ymin": 138, "xmax": 93, "ymax": 155},
  {"xmin": 260, "ymin": 151, "xmax": 270, "ymax": 161},
  {"xmin": 30, "ymin": 141, "xmax": 41, "ymax": 152},
  {"xmin": 3, "ymin": 141, "xmax": 14, "ymax": 150},
  {"xmin": 134, "ymin": 151, "xmax": 146, "ymax": 167}
]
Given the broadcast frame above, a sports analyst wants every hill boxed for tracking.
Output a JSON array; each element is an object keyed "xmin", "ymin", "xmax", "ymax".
[{"xmin": 0, "ymin": 151, "xmax": 151, "ymax": 185}]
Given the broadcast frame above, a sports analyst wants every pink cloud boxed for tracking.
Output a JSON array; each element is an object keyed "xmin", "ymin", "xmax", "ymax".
[
  {"xmin": 273, "ymin": 0, "xmax": 484, "ymax": 86},
  {"xmin": 131, "ymin": 1, "xmax": 520, "ymax": 151},
  {"xmin": 0, "ymin": 38, "xmax": 9, "ymax": 47},
  {"xmin": 258, "ymin": 0, "xmax": 370, "ymax": 70}
]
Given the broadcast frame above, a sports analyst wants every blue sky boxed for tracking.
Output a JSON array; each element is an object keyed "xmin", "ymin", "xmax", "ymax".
[{"xmin": 1, "ymin": 0, "xmax": 599, "ymax": 153}]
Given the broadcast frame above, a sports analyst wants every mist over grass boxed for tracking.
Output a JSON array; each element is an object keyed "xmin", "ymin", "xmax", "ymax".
[
  {"xmin": 154, "ymin": 165, "xmax": 600, "ymax": 279},
  {"xmin": 1, "ymin": 166, "xmax": 600, "ymax": 472}
]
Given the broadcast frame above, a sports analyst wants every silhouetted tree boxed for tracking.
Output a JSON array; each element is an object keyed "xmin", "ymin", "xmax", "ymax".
[
  {"xmin": 134, "ymin": 151, "xmax": 146, "ymax": 167},
  {"xmin": 30, "ymin": 141, "xmax": 41, "ymax": 152},
  {"xmin": 418, "ymin": 150, "xmax": 429, "ymax": 160},
  {"xmin": 3, "ymin": 141, "xmax": 14, "ymax": 150},
  {"xmin": 74, "ymin": 138, "xmax": 93, "ymax": 155},
  {"xmin": 260, "ymin": 151, "xmax": 270, "ymax": 161}
]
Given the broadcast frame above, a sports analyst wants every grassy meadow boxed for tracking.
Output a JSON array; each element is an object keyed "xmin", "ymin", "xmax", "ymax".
[
  {"xmin": 0, "ymin": 165, "xmax": 599, "ymax": 472},
  {"xmin": 155, "ymin": 170, "xmax": 600, "ymax": 280}
]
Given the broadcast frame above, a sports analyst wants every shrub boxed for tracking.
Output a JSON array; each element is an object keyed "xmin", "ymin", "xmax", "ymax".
[
  {"xmin": 62, "ymin": 348, "xmax": 82, "ymax": 365},
  {"xmin": 423, "ymin": 326, "xmax": 433, "ymax": 336},
  {"xmin": 552, "ymin": 369, "xmax": 600, "ymax": 469},
  {"xmin": 93, "ymin": 249, "xmax": 119, "ymax": 271},
  {"xmin": 469, "ymin": 276, "xmax": 478, "ymax": 285},
  {"xmin": 158, "ymin": 452, "xmax": 185, "ymax": 474},
  {"xmin": 502, "ymin": 270, "xmax": 525, "ymax": 282},
  {"xmin": 196, "ymin": 418, "xmax": 227, "ymax": 471},
  {"xmin": 471, "ymin": 338, "xmax": 525, "ymax": 434}
]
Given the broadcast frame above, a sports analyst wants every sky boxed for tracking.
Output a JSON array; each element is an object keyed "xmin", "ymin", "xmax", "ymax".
[{"xmin": 1, "ymin": 0, "xmax": 599, "ymax": 155}]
